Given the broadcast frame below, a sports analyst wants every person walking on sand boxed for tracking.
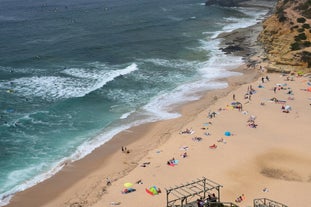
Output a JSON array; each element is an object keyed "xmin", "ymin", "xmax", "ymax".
[
  {"xmin": 106, "ymin": 177, "xmax": 111, "ymax": 186},
  {"xmin": 233, "ymin": 94, "xmax": 236, "ymax": 100}
]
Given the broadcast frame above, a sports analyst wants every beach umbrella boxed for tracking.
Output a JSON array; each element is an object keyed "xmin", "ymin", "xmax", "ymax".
[
  {"xmin": 124, "ymin": 182, "xmax": 133, "ymax": 188},
  {"xmin": 224, "ymin": 131, "xmax": 231, "ymax": 136}
]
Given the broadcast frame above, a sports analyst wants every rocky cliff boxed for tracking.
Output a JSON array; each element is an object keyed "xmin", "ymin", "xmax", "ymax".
[{"xmin": 258, "ymin": 0, "xmax": 311, "ymax": 73}]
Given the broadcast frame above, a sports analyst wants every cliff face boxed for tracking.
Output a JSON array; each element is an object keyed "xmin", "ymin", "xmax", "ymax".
[{"xmin": 258, "ymin": 0, "xmax": 311, "ymax": 72}]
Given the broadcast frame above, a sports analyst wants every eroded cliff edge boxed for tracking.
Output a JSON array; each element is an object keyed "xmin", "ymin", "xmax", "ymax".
[{"xmin": 258, "ymin": 0, "xmax": 311, "ymax": 73}]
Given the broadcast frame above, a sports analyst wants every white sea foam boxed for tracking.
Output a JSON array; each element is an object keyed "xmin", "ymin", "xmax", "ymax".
[
  {"xmin": 68, "ymin": 115, "xmax": 164, "ymax": 162},
  {"xmin": 120, "ymin": 110, "xmax": 136, "ymax": 119},
  {"xmin": 10, "ymin": 63, "xmax": 138, "ymax": 101},
  {"xmin": 142, "ymin": 58, "xmax": 199, "ymax": 70},
  {"xmin": 222, "ymin": 7, "xmax": 269, "ymax": 33},
  {"xmin": 143, "ymin": 80, "xmax": 229, "ymax": 120},
  {"xmin": 0, "ymin": 161, "xmax": 65, "ymax": 207}
]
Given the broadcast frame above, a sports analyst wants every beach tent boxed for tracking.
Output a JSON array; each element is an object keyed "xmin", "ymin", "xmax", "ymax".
[
  {"xmin": 307, "ymin": 87, "xmax": 311, "ymax": 92},
  {"xmin": 224, "ymin": 131, "xmax": 231, "ymax": 136},
  {"xmin": 285, "ymin": 105, "xmax": 292, "ymax": 111}
]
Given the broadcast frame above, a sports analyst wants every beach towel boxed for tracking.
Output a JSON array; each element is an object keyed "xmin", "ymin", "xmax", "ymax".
[
  {"xmin": 169, "ymin": 159, "xmax": 179, "ymax": 166},
  {"xmin": 146, "ymin": 186, "xmax": 160, "ymax": 195},
  {"xmin": 121, "ymin": 188, "xmax": 136, "ymax": 194},
  {"xmin": 209, "ymin": 144, "xmax": 217, "ymax": 149}
]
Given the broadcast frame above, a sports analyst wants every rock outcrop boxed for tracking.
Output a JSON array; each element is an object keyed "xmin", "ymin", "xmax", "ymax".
[{"xmin": 258, "ymin": 0, "xmax": 311, "ymax": 73}]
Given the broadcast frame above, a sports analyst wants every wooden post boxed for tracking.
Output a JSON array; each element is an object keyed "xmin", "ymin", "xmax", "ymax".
[
  {"xmin": 203, "ymin": 177, "xmax": 206, "ymax": 199},
  {"xmin": 166, "ymin": 189, "xmax": 169, "ymax": 207},
  {"xmin": 217, "ymin": 186, "xmax": 220, "ymax": 202}
]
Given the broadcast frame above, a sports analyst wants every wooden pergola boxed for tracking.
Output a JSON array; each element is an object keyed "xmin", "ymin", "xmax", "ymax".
[{"xmin": 165, "ymin": 177, "xmax": 223, "ymax": 207}]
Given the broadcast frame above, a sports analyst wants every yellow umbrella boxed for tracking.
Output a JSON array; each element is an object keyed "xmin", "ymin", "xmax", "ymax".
[{"xmin": 124, "ymin": 182, "xmax": 133, "ymax": 188}]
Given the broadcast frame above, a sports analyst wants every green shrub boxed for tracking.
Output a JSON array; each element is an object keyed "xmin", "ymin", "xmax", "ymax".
[
  {"xmin": 277, "ymin": 10, "xmax": 287, "ymax": 22},
  {"xmin": 291, "ymin": 25, "xmax": 299, "ymax": 30},
  {"xmin": 295, "ymin": 33, "xmax": 307, "ymax": 41},
  {"xmin": 302, "ymin": 23, "xmax": 310, "ymax": 29},
  {"xmin": 297, "ymin": 28, "xmax": 305, "ymax": 33},
  {"xmin": 297, "ymin": 17, "xmax": 306, "ymax": 23},
  {"xmin": 303, "ymin": 41, "xmax": 311, "ymax": 47},
  {"xmin": 301, "ymin": 51, "xmax": 311, "ymax": 68},
  {"xmin": 291, "ymin": 42, "xmax": 301, "ymax": 50}
]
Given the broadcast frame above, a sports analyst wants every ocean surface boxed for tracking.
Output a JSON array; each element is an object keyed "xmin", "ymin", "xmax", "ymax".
[{"xmin": 0, "ymin": 0, "xmax": 271, "ymax": 205}]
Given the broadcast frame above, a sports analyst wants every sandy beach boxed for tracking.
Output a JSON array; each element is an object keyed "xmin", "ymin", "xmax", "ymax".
[
  {"xmin": 5, "ymin": 1, "xmax": 311, "ymax": 207},
  {"xmin": 88, "ymin": 72, "xmax": 311, "ymax": 207},
  {"xmin": 8, "ymin": 57, "xmax": 311, "ymax": 207}
]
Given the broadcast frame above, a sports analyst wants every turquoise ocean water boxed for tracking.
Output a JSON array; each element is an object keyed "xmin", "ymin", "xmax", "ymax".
[{"xmin": 0, "ymin": 0, "xmax": 271, "ymax": 205}]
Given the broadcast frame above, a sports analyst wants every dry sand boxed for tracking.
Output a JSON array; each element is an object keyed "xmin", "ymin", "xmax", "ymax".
[{"xmin": 88, "ymin": 72, "xmax": 311, "ymax": 207}]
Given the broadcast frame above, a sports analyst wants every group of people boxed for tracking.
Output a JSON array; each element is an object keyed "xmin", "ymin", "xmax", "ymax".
[
  {"xmin": 167, "ymin": 157, "xmax": 176, "ymax": 165},
  {"xmin": 247, "ymin": 115, "xmax": 257, "ymax": 128},
  {"xmin": 244, "ymin": 85, "xmax": 256, "ymax": 100},
  {"xmin": 197, "ymin": 193, "xmax": 217, "ymax": 207},
  {"xmin": 180, "ymin": 128, "xmax": 194, "ymax": 134},
  {"xmin": 261, "ymin": 75, "xmax": 270, "ymax": 83},
  {"xmin": 235, "ymin": 194, "xmax": 245, "ymax": 203},
  {"xmin": 196, "ymin": 197, "xmax": 205, "ymax": 207},
  {"xmin": 180, "ymin": 152, "xmax": 188, "ymax": 158},
  {"xmin": 121, "ymin": 146, "xmax": 130, "ymax": 154},
  {"xmin": 192, "ymin": 136, "xmax": 202, "ymax": 142},
  {"xmin": 208, "ymin": 111, "xmax": 217, "ymax": 119}
]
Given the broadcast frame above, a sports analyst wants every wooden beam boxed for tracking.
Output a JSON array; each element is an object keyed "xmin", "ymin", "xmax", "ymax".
[
  {"xmin": 174, "ymin": 189, "xmax": 187, "ymax": 197},
  {"xmin": 170, "ymin": 191, "xmax": 182, "ymax": 198}
]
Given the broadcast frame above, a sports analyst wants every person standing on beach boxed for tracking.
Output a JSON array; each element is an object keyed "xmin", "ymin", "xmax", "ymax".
[
  {"xmin": 238, "ymin": 103, "xmax": 242, "ymax": 112},
  {"xmin": 233, "ymin": 94, "xmax": 236, "ymax": 100},
  {"xmin": 106, "ymin": 177, "xmax": 111, "ymax": 186}
]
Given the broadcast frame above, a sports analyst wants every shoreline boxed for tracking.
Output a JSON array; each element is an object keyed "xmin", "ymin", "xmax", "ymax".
[
  {"xmin": 5, "ymin": 69, "xmax": 261, "ymax": 207},
  {"xmin": 4, "ymin": 2, "xmax": 276, "ymax": 207}
]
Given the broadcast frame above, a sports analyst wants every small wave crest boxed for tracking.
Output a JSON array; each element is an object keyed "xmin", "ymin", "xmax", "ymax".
[
  {"xmin": 142, "ymin": 80, "xmax": 228, "ymax": 121},
  {"xmin": 8, "ymin": 63, "xmax": 138, "ymax": 101},
  {"xmin": 142, "ymin": 58, "xmax": 199, "ymax": 71}
]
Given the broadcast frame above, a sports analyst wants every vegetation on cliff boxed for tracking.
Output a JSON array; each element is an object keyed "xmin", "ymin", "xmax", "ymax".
[{"xmin": 259, "ymin": 0, "xmax": 311, "ymax": 72}]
